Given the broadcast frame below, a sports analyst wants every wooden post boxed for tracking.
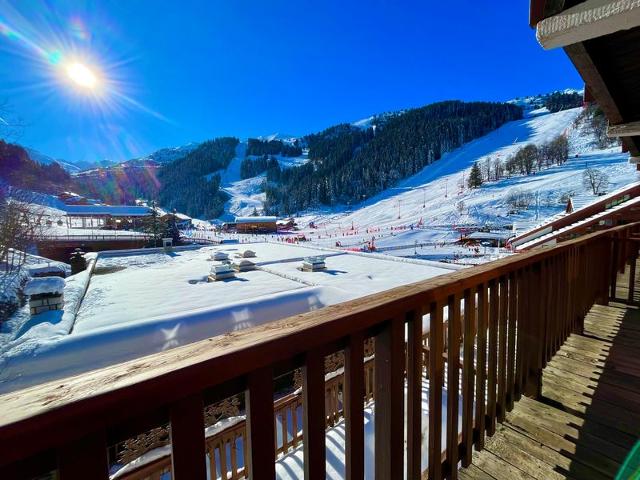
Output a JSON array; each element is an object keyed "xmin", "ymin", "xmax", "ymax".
[
  {"xmin": 610, "ymin": 236, "xmax": 619, "ymax": 300},
  {"xmin": 486, "ymin": 280, "xmax": 498, "ymax": 435},
  {"xmin": 506, "ymin": 272, "xmax": 517, "ymax": 411},
  {"xmin": 303, "ymin": 349, "xmax": 326, "ymax": 480},
  {"xmin": 497, "ymin": 276, "xmax": 508, "ymax": 422},
  {"xmin": 406, "ymin": 310, "xmax": 423, "ymax": 479},
  {"xmin": 344, "ymin": 332, "xmax": 365, "ymax": 480},
  {"xmin": 628, "ymin": 239, "xmax": 638, "ymax": 304},
  {"xmin": 446, "ymin": 293, "xmax": 461, "ymax": 479},
  {"xmin": 170, "ymin": 395, "xmax": 207, "ymax": 480},
  {"xmin": 461, "ymin": 289, "xmax": 475, "ymax": 467},
  {"xmin": 246, "ymin": 367, "xmax": 275, "ymax": 480},
  {"xmin": 524, "ymin": 264, "xmax": 542, "ymax": 399},
  {"xmin": 428, "ymin": 302, "xmax": 444, "ymax": 480},
  {"xmin": 58, "ymin": 431, "xmax": 109, "ymax": 480},
  {"xmin": 474, "ymin": 284, "xmax": 487, "ymax": 450},
  {"xmin": 374, "ymin": 317, "xmax": 404, "ymax": 480}
]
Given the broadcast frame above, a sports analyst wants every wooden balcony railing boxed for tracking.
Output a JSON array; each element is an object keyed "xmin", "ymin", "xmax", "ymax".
[{"xmin": 0, "ymin": 223, "xmax": 637, "ymax": 480}]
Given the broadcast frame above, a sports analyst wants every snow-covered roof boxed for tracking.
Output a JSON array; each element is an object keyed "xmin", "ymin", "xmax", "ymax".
[
  {"xmin": 0, "ymin": 243, "xmax": 457, "ymax": 391},
  {"xmin": 28, "ymin": 263, "xmax": 66, "ymax": 276},
  {"xmin": 62, "ymin": 205, "xmax": 152, "ymax": 217},
  {"xmin": 467, "ymin": 231, "xmax": 513, "ymax": 241},
  {"xmin": 235, "ymin": 216, "xmax": 277, "ymax": 224},
  {"xmin": 24, "ymin": 277, "xmax": 65, "ymax": 296}
]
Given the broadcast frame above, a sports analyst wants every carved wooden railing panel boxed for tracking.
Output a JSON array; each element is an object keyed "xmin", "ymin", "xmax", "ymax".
[{"xmin": 0, "ymin": 223, "xmax": 637, "ymax": 480}]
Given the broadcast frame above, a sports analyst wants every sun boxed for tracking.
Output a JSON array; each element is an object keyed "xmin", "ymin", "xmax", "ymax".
[{"xmin": 65, "ymin": 62, "xmax": 98, "ymax": 90}]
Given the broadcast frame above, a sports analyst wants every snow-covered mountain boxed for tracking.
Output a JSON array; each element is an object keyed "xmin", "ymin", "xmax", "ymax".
[
  {"xmin": 506, "ymin": 88, "xmax": 583, "ymax": 111},
  {"xmin": 23, "ymin": 147, "xmax": 110, "ymax": 173},
  {"xmin": 124, "ymin": 142, "xmax": 201, "ymax": 167},
  {"xmin": 278, "ymin": 106, "xmax": 634, "ymax": 257}
]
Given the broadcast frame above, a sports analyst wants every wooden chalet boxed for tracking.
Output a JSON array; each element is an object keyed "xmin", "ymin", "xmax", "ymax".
[
  {"xmin": 512, "ymin": 181, "xmax": 640, "ymax": 250},
  {"xmin": 63, "ymin": 205, "xmax": 152, "ymax": 230},
  {"xmin": 235, "ymin": 216, "xmax": 278, "ymax": 233},
  {"xmin": 2, "ymin": 2, "xmax": 640, "ymax": 479}
]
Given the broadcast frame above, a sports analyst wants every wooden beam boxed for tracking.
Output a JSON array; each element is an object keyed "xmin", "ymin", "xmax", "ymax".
[
  {"xmin": 537, "ymin": 0, "xmax": 640, "ymax": 50},
  {"xmin": 608, "ymin": 120, "xmax": 640, "ymax": 137}
]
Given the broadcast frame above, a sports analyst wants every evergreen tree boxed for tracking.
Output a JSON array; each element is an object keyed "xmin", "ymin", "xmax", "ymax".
[
  {"xmin": 164, "ymin": 209, "xmax": 181, "ymax": 245},
  {"xmin": 468, "ymin": 162, "xmax": 483, "ymax": 189}
]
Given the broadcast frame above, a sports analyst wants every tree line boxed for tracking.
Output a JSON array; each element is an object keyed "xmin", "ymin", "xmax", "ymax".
[
  {"xmin": 246, "ymin": 138, "xmax": 302, "ymax": 157},
  {"xmin": 264, "ymin": 101, "xmax": 523, "ymax": 215},
  {"xmin": 544, "ymin": 91, "xmax": 583, "ymax": 113},
  {"xmin": 468, "ymin": 134, "xmax": 569, "ymax": 189},
  {"xmin": 157, "ymin": 137, "xmax": 238, "ymax": 218},
  {"xmin": 0, "ymin": 140, "xmax": 73, "ymax": 194}
]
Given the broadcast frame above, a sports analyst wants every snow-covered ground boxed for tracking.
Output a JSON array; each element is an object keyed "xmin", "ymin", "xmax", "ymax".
[
  {"xmin": 218, "ymin": 142, "xmax": 310, "ymax": 220},
  {"xmin": 185, "ymin": 106, "xmax": 636, "ymax": 265},
  {"xmin": 262, "ymin": 107, "xmax": 636, "ymax": 263},
  {"xmin": 0, "ymin": 243, "xmax": 459, "ymax": 393}
]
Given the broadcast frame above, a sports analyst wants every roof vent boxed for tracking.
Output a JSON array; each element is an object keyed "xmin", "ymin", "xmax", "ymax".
[
  {"xmin": 233, "ymin": 259, "xmax": 256, "ymax": 272},
  {"xmin": 25, "ymin": 277, "xmax": 65, "ymax": 315},
  {"xmin": 211, "ymin": 251, "xmax": 229, "ymax": 262},
  {"xmin": 208, "ymin": 263, "xmax": 235, "ymax": 281},
  {"xmin": 302, "ymin": 256, "xmax": 326, "ymax": 272}
]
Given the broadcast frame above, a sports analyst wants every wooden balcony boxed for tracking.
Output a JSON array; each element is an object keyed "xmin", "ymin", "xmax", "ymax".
[{"xmin": 0, "ymin": 223, "xmax": 638, "ymax": 479}]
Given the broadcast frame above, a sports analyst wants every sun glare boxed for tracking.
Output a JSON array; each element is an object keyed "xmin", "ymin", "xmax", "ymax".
[{"xmin": 65, "ymin": 62, "xmax": 98, "ymax": 90}]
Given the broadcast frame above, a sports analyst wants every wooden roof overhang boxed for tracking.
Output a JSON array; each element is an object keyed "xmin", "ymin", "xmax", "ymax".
[{"xmin": 530, "ymin": 0, "xmax": 640, "ymax": 164}]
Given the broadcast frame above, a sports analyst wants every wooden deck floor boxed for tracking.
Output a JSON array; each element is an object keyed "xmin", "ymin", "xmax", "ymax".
[{"xmin": 460, "ymin": 266, "xmax": 640, "ymax": 480}]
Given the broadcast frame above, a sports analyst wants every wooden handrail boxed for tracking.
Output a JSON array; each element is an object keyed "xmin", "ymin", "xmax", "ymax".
[{"xmin": 1, "ymin": 222, "xmax": 638, "ymax": 479}]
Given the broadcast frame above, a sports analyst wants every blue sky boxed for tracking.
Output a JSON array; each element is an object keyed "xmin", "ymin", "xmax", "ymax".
[{"xmin": 0, "ymin": 0, "xmax": 582, "ymax": 163}]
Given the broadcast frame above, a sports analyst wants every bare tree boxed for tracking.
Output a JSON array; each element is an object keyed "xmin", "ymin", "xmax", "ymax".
[
  {"xmin": 0, "ymin": 192, "xmax": 45, "ymax": 272},
  {"xmin": 483, "ymin": 157, "xmax": 492, "ymax": 181},
  {"xmin": 582, "ymin": 168, "xmax": 609, "ymax": 195},
  {"xmin": 506, "ymin": 188, "xmax": 534, "ymax": 211}
]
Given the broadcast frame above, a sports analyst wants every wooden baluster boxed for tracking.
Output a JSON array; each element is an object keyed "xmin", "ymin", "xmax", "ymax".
[
  {"xmin": 246, "ymin": 367, "xmax": 275, "ymax": 480},
  {"xmin": 486, "ymin": 280, "xmax": 498, "ymax": 435},
  {"xmin": 170, "ymin": 395, "xmax": 207, "ymax": 480},
  {"xmin": 345, "ymin": 332, "xmax": 365, "ymax": 480},
  {"xmin": 220, "ymin": 439, "xmax": 228, "ymax": 480},
  {"xmin": 524, "ymin": 264, "xmax": 542, "ymax": 398},
  {"xmin": 375, "ymin": 316, "xmax": 404, "ymax": 480},
  {"xmin": 515, "ymin": 269, "xmax": 525, "ymax": 401},
  {"xmin": 230, "ymin": 434, "xmax": 238, "ymax": 478},
  {"xmin": 611, "ymin": 235, "xmax": 619, "ymax": 299},
  {"xmin": 291, "ymin": 402, "xmax": 299, "ymax": 448},
  {"xmin": 542, "ymin": 259, "xmax": 552, "ymax": 366},
  {"xmin": 282, "ymin": 405, "xmax": 289, "ymax": 453},
  {"xmin": 446, "ymin": 293, "xmax": 461, "ymax": 479},
  {"xmin": 58, "ymin": 431, "xmax": 109, "ymax": 480},
  {"xmin": 242, "ymin": 428, "xmax": 249, "ymax": 478},
  {"xmin": 461, "ymin": 289, "xmax": 475, "ymax": 467},
  {"xmin": 208, "ymin": 446, "xmax": 217, "ymax": 480},
  {"xmin": 407, "ymin": 309, "xmax": 423, "ymax": 479},
  {"xmin": 303, "ymin": 348, "xmax": 326, "ymax": 480},
  {"xmin": 628, "ymin": 239, "xmax": 637, "ymax": 303},
  {"xmin": 474, "ymin": 283, "xmax": 487, "ymax": 450},
  {"xmin": 507, "ymin": 272, "xmax": 517, "ymax": 411},
  {"xmin": 548, "ymin": 258, "xmax": 557, "ymax": 363},
  {"xmin": 497, "ymin": 276, "xmax": 508, "ymax": 423},
  {"xmin": 428, "ymin": 301, "xmax": 444, "ymax": 480}
]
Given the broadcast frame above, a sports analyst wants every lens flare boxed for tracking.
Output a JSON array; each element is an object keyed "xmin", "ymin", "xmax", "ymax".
[
  {"xmin": 0, "ymin": 6, "xmax": 175, "ymax": 160},
  {"xmin": 65, "ymin": 62, "xmax": 98, "ymax": 89}
]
